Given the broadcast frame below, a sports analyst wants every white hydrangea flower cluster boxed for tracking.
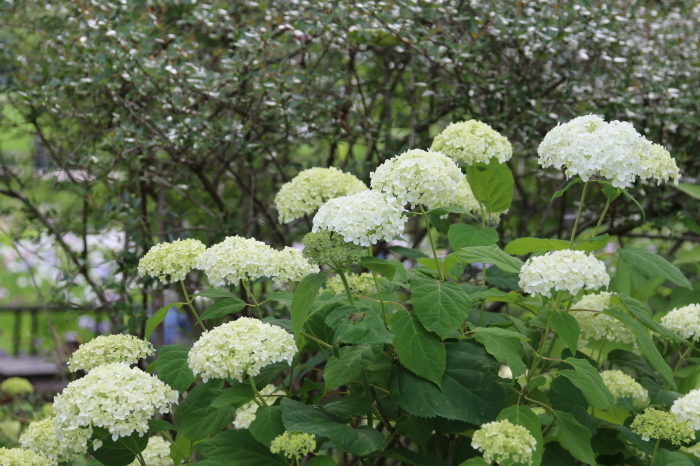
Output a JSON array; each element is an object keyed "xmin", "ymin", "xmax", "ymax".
[
  {"xmin": 639, "ymin": 143, "xmax": 681, "ymax": 185},
  {"xmin": 573, "ymin": 292, "xmax": 637, "ymax": 348},
  {"xmin": 128, "ymin": 437, "xmax": 173, "ymax": 466},
  {"xmin": 67, "ymin": 334, "xmax": 155, "ymax": 372},
  {"xmin": 600, "ymin": 370, "xmax": 648, "ymax": 409},
  {"xmin": 0, "ymin": 447, "xmax": 53, "ymax": 466},
  {"xmin": 682, "ymin": 443, "xmax": 700, "ymax": 459},
  {"xmin": 430, "ymin": 120, "xmax": 513, "ymax": 165},
  {"xmin": 188, "ymin": 318, "xmax": 297, "ymax": 382},
  {"xmin": 672, "ymin": 389, "xmax": 700, "ymax": 430},
  {"xmin": 538, "ymin": 115, "xmax": 678, "ymax": 188},
  {"xmin": 274, "ymin": 167, "xmax": 368, "ymax": 223},
  {"xmin": 427, "ymin": 176, "xmax": 482, "ymax": 214},
  {"xmin": 471, "ymin": 419, "xmax": 536, "ymax": 465},
  {"xmin": 233, "ymin": 384, "xmax": 283, "ymax": 429},
  {"xmin": 18, "ymin": 417, "xmax": 63, "ymax": 463},
  {"xmin": 270, "ymin": 431, "xmax": 316, "ymax": 460},
  {"xmin": 312, "ymin": 190, "xmax": 407, "ymax": 247},
  {"xmin": 53, "ymin": 363, "xmax": 178, "ymax": 449},
  {"xmin": 370, "ymin": 149, "xmax": 463, "ymax": 208},
  {"xmin": 661, "ymin": 304, "xmax": 700, "ymax": 341},
  {"xmin": 195, "ymin": 236, "xmax": 318, "ymax": 286},
  {"xmin": 138, "ymin": 239, "xmax": 206, "ymax": 283},
  {"xmin": 325, "ymin": 273, "xmax": 376, "ymax": 296},
  {"xmin": 518, "ymin": 250, "xmax": 610, "ymax": 298}
]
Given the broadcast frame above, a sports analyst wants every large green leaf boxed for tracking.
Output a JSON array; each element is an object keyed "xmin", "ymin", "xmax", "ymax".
[
  {"xmin": 248, "ymin": 405, "xmax": 285, "ymax": 447},
  {"xmin": 210, "ymin": 383, "xmax": 255, "ymax": 409},
  {"xmin": 155, "ymin": 344, "xmax": 195, "ymax": 393},
  {"xmin": 618, "ymin": 247, "xmax": 692, "ymax": 289},
  {"xmin": 607, "ymin": 349, "xmax": 656, "ymax": 378},
  {"xmin": 193, "ymin": 288, "xmax": 235, "ymax": 299},
  {"xmin": 550, "ymin": 178, "xmax": 583, "ymax": 201},
  {"xmin": 371, "ymin": 447, "xmax": 452, "ymax": 466},
  {"xmin": 281, "ymin": 398, "xmax": 383, "ymax": 456},
  {"xmin": 676, "ymin": 182, "xmax": 700, "ymax": 200},
  {"xmin": 390, "ymin": 340, "xmax": 505, "ymax": 424},
  {"xmin": 472, "ymin": 327, "xmax": 528, "ymax": 377},
  {"xmin": 174, "ymin": 380, "xmax": 234, "ymax": 440},
  {"xmin": 458, "ymin": 245, "xmax": 524, "ymax": 274},
  {"xmin": 324, "ymin": 346, "xmax": 378, "ymax": 391},
  {"xmin": 655, "ymin": 449, "xmax": 694, "ymax": 466},
  {"xmin": 389, "ymin": 312, "xmax": 446, "ymax": 386},
  {"xmin": 574, "ymin": 234, "xmax": 609, "ymax": 252},
  {"xmin": 550, "ymin": 310, "xmax": 580, "ymax": 354},
  {"xmin": 504, "ymin": 238, "xmax": 568, "ymax": 256},
  {"xmin": 547, "ymin": 377, "xmax": 596, "ymax": 434},
  {"xmin": 199, "ymin": 297, "xmax": 247, "ymax": 321},
  {"xmin": 194, "ymin": 429, "xmax": 286, "ymax": 465},
  {"xmin": 145, "ymin": 303, "xmax": 183, "ymax": 339},
  {"xmin": 411, "ymin": 277, "xmax": 472, "ymax": 339},
  {"xmin": 360, "ymin": 256, "xmax": 395, "ymax": 280},
  {"xmin": 320, "ymin": 394, "xmax": 373, "ymax": 421},
  {"xmin": 394, "ymin": 416, "xmax": 434, "ymax": 445},
  {"xmin": 292, "ymin": 272, "xmax": 326, "ymax": 345},
  {"xmin": 307, "ymin": 457, "xmax": 338, "ymax": 466},
  {"xmin": 553, "ymin": 410, "xmax": 596, "ymax": 465},
  {"xmin": 559, "ymin": 358, "xmax": 616, "ymax": 412},
  {"xmin": 88, "ymin": 429, "xmax": 149, "ymax": 466},
  {"xmin": 448, "ymin": 224, "xmax": 498, "ymax": 251},
  {"xmin": 331, "ymin": 307, "xmax": 394, "ymax": 345},
  {"xmin": 465, "ymin": 162, "xmax": 514, "ymax": 213},
  {"xmin": 497, "ymin": 406, "xmax": 543, "ymax": 466}
]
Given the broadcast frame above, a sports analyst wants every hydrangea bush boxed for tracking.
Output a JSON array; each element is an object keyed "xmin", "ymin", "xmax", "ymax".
[{"xmin": 22, "ymin": 117, "xmax": 700, "ymax": 466}]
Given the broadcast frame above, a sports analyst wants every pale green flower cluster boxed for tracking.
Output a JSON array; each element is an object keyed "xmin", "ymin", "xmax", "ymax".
[
  {"xmin": 128, "ymin": 436, "xmax": 173, "ymax": 466},
  {"xmin": 574, "ymin": 292, "xmax": 637, "ymax": 348},
  {"xmin": 138, "ymin": 238, "xmax": 206, "ymax": 283},
  {"xmin": 270, "ymin": 431, "xmax": 316, "ymax": 460},
  {"xmin": 639, "ymin": 143, "xmax": 681, "ymax": 185},
  {"xmin": 275, "ymin": 167, "xmax": 368, "ymax": 223},
  {"xmin": 233, "ymin": 384, "xmax": 283, "ymax": 429},
  {"xmin": 428, "ymin": 176, "xmax": 482, "ymax": 213},
  {"xmin": 302, "ymin": 230, "xmax": 363, "ymax": 267},
  {"xmin": 518, "ymin": 250, "xmax": 609, "ymax": 298},
  {"xmin": 195, "ymin": 236, "xmax": 318, "ymax": 286},
  {"xmin": 53, "ymin": 363, "xmax": 178, "ymax": 452},
  {"xmin": 0, "ymin": 447, "xmax": 53, "ymax": 466},
  {"xmin": 661, "ymin": 304, "xmax": 700, "ymax": 341},
  {"xmin": 188, "ymin": 318, "xmax": 297, "ymax": 382},
  {"xmin": 672, "ymin": 388, "xmax": 700, "ymax": 430},
  {"xmin": 19, "ymin": 417, "xmax": 63, "ymax": 463},
  {"xmin": 631, "ymin": 408, "xmax": 695, "ymax": 444},
  {"xmin": 312, "ymin": 190, "xmax": 407, "ymax": 247},
  {"xmin": 471, "ymin": 419, "xmax": 536, "ymax": 465},
  {"xmin": 430, "ymin": 120, "xmax": 513, "ymax": 165},
  {"xmin": 600, "ymin": 370, "xmax": 648, "ymax": 408},
  {"xmin": 325, "ymin": 273, "xmax": 375, "ymax": 296},
  {"xmin": 0, "ymin": 377, "xmax": 33, "ymax": 396},
  {"xmin": 370, "ymin": 149, "xmax": 463, "ymax": 208},
  {"xmin": 67, "ymin": 334, "xmax": 155, "ymax": 372}
]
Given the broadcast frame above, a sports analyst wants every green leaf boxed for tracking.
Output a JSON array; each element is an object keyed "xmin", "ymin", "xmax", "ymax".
[
  {"xmin": 411, "ymin": 277, "xmax": 472, "ymax": 339},
  {"xmin": 541, "ymin": 442, "xmax": 576, "ymax": 466},
  {"xmin": 553, "ymin": 410, "xmax": 596, "ymax": 465},
  {"xmin": 156, "ymin": 344, "xmax": 195, "ymax": 393},
  {"xmin": 332, "ymin": 307, "xmax": 394, "ymax": 345},
  {"xmin": 387, "ymin": 246, "xmax": 428, "ymax": 260},
  {"xmin": 292, "ymin": 272, "xmax": 326, "ymax": 345},
  {"xmin": 194, "ymin": 429, "xmax": 286, "ymax": 465},
  {"xmin": 390, "ymin": 312, "xmax": 446, "ymax": 386},
  {"xmin": 574, "ymin": 234, "xmax": 610, "ymax": 252},
  {"xmin": 88, "ymin": 429, "xmax": 149, "ymax": 466},
  {"xmin": 394, "ymin": 416, "xmax": 434, "ymax": 445},
  {"xmin": 253, "ymin": 361, "xmax": 293, "ymax": 389},
  {"xmin": 620, "ymin": 188, "xmax": 645, "ymax": 221},
  {"xmin": 640, "ymin": 375, "xmax": 679, "ymax": 407},
  {"xmin": 601, "ymin": 184, "xmax": 621, "ymax": 201},
  {"xmin": 199, "ymin": 297, "xmax": 247, "ymax": 321},
  {"xmin": 551, "ymin": 178, "xmax": 582, "ymax": 200},
  {"xmin": 193, "ymin": 288, "xmax": 234, "ymax": 299},
  {"xmin": 145, "ymin": 303, "xmax": 183, "ymax": 339},
  {"xmin": 548, "ymin": 376, "xmax": 596, "ymax": 434},
  {"xmin": 504, "ymin": 238, "xmax": 569, "ymax": 255},
  {"xmin": 618, "ymin": 246, "xmax": 692, "ymax": 289},
  {"xmin": 559, "ymin": 358, "xmax": 616, "ymax": 412},
  {"xmin": 307, "ymin": 457, "xmax": 338, "ymax": 466},
  {"xmin": 249, "ymin": 405, "xmax": 285, "ymax": 447},
  {"xmin": 281, "ymin": 398, "xmax": 383, "ymax": 456},
  {"xmin": 171, "ymin": 434, "xmax": 192, "ymax": 464},
  {"xmin": 324, "ymin": 346, "xmax": 378, "ymax": 391},
  {"xmin": 148, "ymin": 419, "xmax": 177, "ymax": 432},
  {"xmin": 618, "ymin": 295, "xmax": 689, "ymax": 345},
  {"xmin": 607, "ymin": 349, "xmax": 657, "ymax": 378},
  {"xmin": 459, "ymin": 458, "xmax": 490, "ymax": 466},
  {"xmin": 266, "ymin": 291, "xmax": 292, "ymax": 303},
  {"xmin": 465, "ymin": 162, "xmax": 514, "ymax": 213},
  {"xmin": 676, "ymin": 182, "xmax": 700, "ymax": 200},
  {"xmin": 604, "ymin": 309, "xmax": 676, "ymax": 390},
  {"xmin": 371, "ymin": 447, "xmax": 452, "ymax": 466},
  {"xmin": 389, "ymin": 340, "xmax": 505, "ymax": 424},
  {"xmin": 430, "ymin": 206, "xmax": 476, "ymax": 217},
  {"xmin": 655, "ymin": 449, "xmax": 695, "ymax": 466},
  {"xmin": 360, "ymin": 256, "xmax": 395, "ymax": 280},
  {"xmin": 210, "ymin": 383, "xmax": 255, "ymax": 409},
  {"xmin": 497, "ymin": 406, "xmax": 543, "ymax": 466},
  {"xmin": 448, "ymin": 224, "xmax": 498, "ymax": 251},
  {"xmin": 174, "ymin": 380, "xmax": 234, "ymax": 441},
  {"xmin": 484, "ymin": 268, "xmax": 520, "ymax": 290},
  {"xmin": 472, "ymin": 327, "xmax": 528, "ymax": 377},
  {"xmin": 550, "ymin": 310, "xmax": 580, "ymax": 354},
  {"xmin": 320, "ymin": 394, "xmax": 373, "ymax": 420},
  {"xmin": 458, "ymin": 245, "xmax": 524, "ymax": 274}
]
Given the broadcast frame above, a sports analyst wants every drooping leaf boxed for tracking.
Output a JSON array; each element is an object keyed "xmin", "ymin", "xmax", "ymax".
[
  {"xmin": 504, "ymin": 238, "xmax": 569, "ymax": 256},
  {"xmin": 193, "ymin": 288, "xmax": 234, "ymax": 299},
  {"xmin": 390, "ymin": 311, "xmax": 446, "ymax": 386},
  {"xmin": 458, "ymin": 245, "xmax": 524, "ymax": 274},
  {"xmin": 88, "ymin": 429, "xmax": 149, "ymax": 466},
  {"xmin": 497, "ymin": 406, "xmax": 544, "ymax": 466},
  {"xmin": 607, "ymin": 349, "xmax": 657, "ymax": 378},
  {"xmin": 618, "ymin": 247, "xmax": 692, "ymax": 289},
  {"xmin": 361, "ymin": 256, "xmax": 396, "ymax": 280},
  {"xmin": 448, "ymin": 224, "xmax": 498, "ymax": 251},
  {"xmin": 323, "ymin": 346, "xmax": 378, "ymax": 391},
  {"xmin": 156, "ymin": 344, "xmax": 195, "ymax": 393},
  {"xmin": 553, "ymin": 410, "xmax": 596, "ymax": 465},
  {"xmin": 249, "ymin": 405, "xmax": 285, "ymax": 447},
  {"xmin": 174, "ymin": 380, "xmax": 234, "ymax": 441},
  {"xmin": 194, "ymin": 429, "xmax": 286, "ymax": 465},
  {"xmin": 465, "ymin": 162, "xmax": 514, "ymax": 213},
  {"xmin": 550, "ymin": 178, "xmax": 583, "ymax": 201},
  {"xmin": 199, "ymin": 297, "xmax": 247, "ymax": 322},
  {"xmin": 550, "ymin": 310, "xmax": 580, "ymax": 354},
  {"xmin": 291, "ymin": 272, "xmax": 326, "ymax": 345},
  {"xmin": 559, "ymin": 358, "xmax": 616, "ymax": 412},
  {"xmin": 472, "ymin": 327, "xmax": 528, "ymax": 377},
  {"xmin": 411, "ymin": 276, "xmax": 472, "ymax": 339},
  {"xmin": 145, "ymin": 303, "xmax": 183, "ymax": 339}
]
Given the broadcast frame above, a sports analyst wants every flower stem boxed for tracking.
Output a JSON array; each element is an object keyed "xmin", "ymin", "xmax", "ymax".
[
  {"xmin": 366, "ymin": 248, "xmax": 388, "ymax": 325},
  {"xmin": 161, "ymin": 430, "xmax": 188, "ymax": 461},
  {"xmin": 242, "ymin": 280, "xmax": 263, "ymax": 319},
  {"xmin": 569, "ymin": 180, "xmax": 590, "ymax": 248},
  {"xmin": 180, "ymin": 280, "xmax": 207, "ymax": 332},
  {"xmin": 592, "ymin": 196, "xmax": 612, "ymax": 238},
  {"xmin": 650, "ymin": 438, "xmax": 661, "ymax": 466},
  {"xmin": 669, "ymin": 345, "xmax": 693, "ymax": 389},
  {"xmin": 249, "ymin": 375, "xmax": 268, "ymax": 407},
  {"xmin": 336, "ymin": 269, "xmax": 356, "ymax": 307},
  {"xmin": 419, "ymin": 205, "xmax": 444, "ymax": 281}
]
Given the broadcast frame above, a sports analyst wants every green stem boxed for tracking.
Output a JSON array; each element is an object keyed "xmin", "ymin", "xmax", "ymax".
[
  {"xmin": 180, "ymin": 280, "xmax": 207, "ymax": 332},
  {"xmin": 336, "ymin": 269, "xmax": 356, "ymax": 307},
  {"xmin": 569, "ymin": 180, "xmax": 590, "ymax": 248},
  {"xmin": 362, "ymin": 371, "xmax": 373, "ymax": 427},
  {"xmin": 366, "ymin": 249, "xmax": 388, "ymax": 325},
  {"xmin": 242, "ymin": 280, "xmax": 263, "ymax": 319},
  {"xmin": 596, "ymin": 335, "xmax": 608, "ymax": 366},
  {"xmin": 669, "ymin": 345, "xmax": 693, "ymax": 388},
  {"xmin": 650, "ymin": 438, "xmax": 661, "ymax": 466},
  {"xmin": 136, "ymin": 452, "xmax": 147, "ymax": 466},
  {"xmin": 592, "ymin": 197, "xmax": 612, "ymax": 238},
  {"xmin": 301, "ymin": 332, "xmax": 333, "ymax": 349},
  {"xmin": 419, "ymin": 205, "xmax": 445, "ymax": 281},
  {"xmin": 161, "ymin": 430, "xmax": 188, "ymax": 461},
  {"xmin": 249, "ymin": 375, "xmax": 268, "ymax": 407}
]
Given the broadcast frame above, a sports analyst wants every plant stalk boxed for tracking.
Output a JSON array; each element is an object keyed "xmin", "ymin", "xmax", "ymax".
[
  {"xmin": 336, "ymin": 269, "xmax": 356, "ymax": 307},
  {"xmin": 592, "ymin": 197, "xmax": 612, "ymax": 238},
  {"xmin": 419, "ymin": 205, "xmax": 445, "ymax": 281},
  {"xmin": 242, "ymin": 280, "xmax": 263, "ymax": 319},
  {"xmin": 180, "ymin": 280, "xmax": 207, "ymax": 332},
  {"xmin": 569, "ymin": 180, "xmax": 590, "ymax": 247}
]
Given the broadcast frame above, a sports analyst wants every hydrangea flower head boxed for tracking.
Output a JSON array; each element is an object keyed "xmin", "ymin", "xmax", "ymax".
[
  {"xmin": 325, "ymin": 272, "xmax": 375, "ymax": 296},
  {"xmin": 0, "ymin": 447, "xmax": 53, "ymax": 466},
  {"xmin": 233, "ymin": 384, "xmax": 283, "ymax": 429},
  {"xmin": 270, "ymin": 431, "xmax": 316, "ymax": 460},
  {"xmin": 639, "ymin": 143, "xmax": 681, "ymax": 185},
  {"xmin": 672, "ymin": 389, "xmax": 700, "ymax": 430},
  {"xmin": 275, "ymin": 167, "xmax": 368, "ymax": 223},
  {"xmin": 428, "ymin": 176, "xmax": 482, "ymax": 213},
  {"xmin": 574, "ymin": 292, "xmax": 637, "ymax": 348},
  {"xmin": 661, "ymin": 304, "xmax": 700, "ymax": 341},
  {"xmin": 312, "ymin": 190, "xmax": 407, "ymax": 247},
  {"xmin": 631, "ymin": 408, "xmax": 695, "ymax": 444},
  {"xmin": 0, "ymin": 377, "xmax": 33, "ymax": 396},
  {"xmin": 302, "ymin": 230, "xmax": 363, "ymax": 267},
  {"xmin": 188, "ymin": 318, "xmax": 297, "ymax": 382},
  {"xmin": 682, "ymin": 443, "xmax": 700, "ymax": 459},
  {"xmin": 600, "ymin": 370, "xmax": 648, "ymax": 408},
  {"xmin": 67, "ymin": 334, "xmax": 155, "ymax": 372},
  {"xmin": 19, "ymin": 417, "xmax": 64, "ymax": 463},
  {"xmin": 53, "ymin": 363, "xmax": 178, "ymax": 452},
  {"xmin": 370, "ymin": 149, "xmax": 463, "ymax": 208},
  {"xmin": 431, "ymin": 120, "xmax": 513, "ymax": 165},
  {"xmin": 518, "ymin": 250, "xmax": 609, "ymax": 297},
  {"xmin": 138, "ymin": 239, "xmax": 206, "ymax": 283},
  {"xmin": 128, "ymin": 436, "xmax": 173, "ymax": 466},
  {"xmin": 471, "ymin": 419, "xmax": 536, "ymax": 465}
]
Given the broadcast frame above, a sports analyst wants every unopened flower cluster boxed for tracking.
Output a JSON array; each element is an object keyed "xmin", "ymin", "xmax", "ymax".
[
  {"xmin": 274, "ymin": 167, "xmax": 368, "ymax": 223},
  {"xmin": 325, "ymin": 273, "xmax": 376, "ymax": 296},
  {"xmin": 518, "ymin": 250, "xmax": 609, "ymax": 298},
  {"xmin": 0, "ymin": 447, "xmax": 52, "ymax": 466},
  {"xmin": 661, "ymin": 304, "xmax": 700, "ymax": 341},
  {"xmin": 270, "ymin": 431, "xmax": 316, "ymax": 460},
  {"xmin": 574, "ymin": 292, "xmax": 637, "ymax": 348},
  {"xmin": 471, "ymin": 419, "xmax": 536, "ymax": 465},
  {"xmin": 195, "ymin": 236, "xmax": 318, "ymax": 286},
  {"xmin": 188, "ymin": 318, "xmax": 297, "ymax": 382},
  {"xmin": 672, "ymin": 389, "xmax": 700, "ymax": 430},
  {"xmin": 19, "ymin": 417, "xmax": 63, "ymax": 463},
  {"xmin": 53, "ymin": 363, "xmax": 178, "ymax": 449},
  {"xmin": 631, "ymin": 408, "xmax": 695, "ymax": 444},
  {"xmin": 233, "ymin": 384, "xmax": 283, "ymax": 429},
  {"xmin": 128, "ymin": 436, "xmax": 173, "ymax": 466},
  {"xmin": 302, "ymin": 230, "xmax": 363, "ymax": 267},
  {"xmin": 312, "ymin": 190, "xmax": 406, "ymax": 247},
  {"xmin": 431, "ymin": 120, "xmax": 513, "ymax": 165},
  {"xmin": 0, "ymin": 377, "xmax": 33, "ymax": 396},
  {"xmin": 600, "ymin": 370, "xmax": 648, "ymax": 408},
  {"xmin": 138, "ymin": 238, "xmax": 206, "ymax": 283},
  {"xmin": 67, "ymin": 334, "xmax": 154, "ymax": 372}
]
